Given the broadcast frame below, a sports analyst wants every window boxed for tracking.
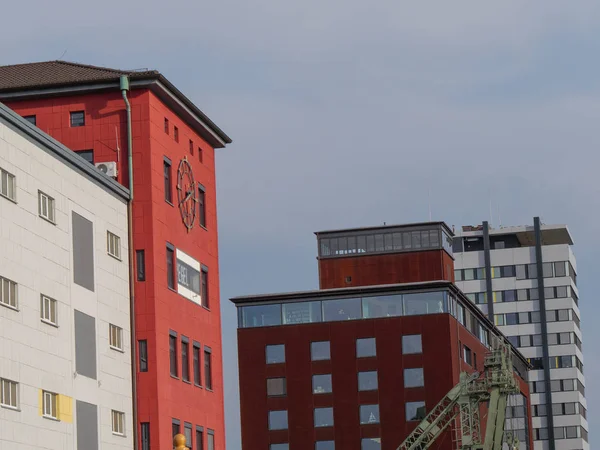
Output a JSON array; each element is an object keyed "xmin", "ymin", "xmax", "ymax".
[
  {"xmin": 76, "ymin": 150, "xmax": 94, "ymax": 164},
  {"xmin": 23, "ymin": 115, "xmax": 36, "ymax": 125},
  {"xmin": 554, "ymin": 262, "xmax": 567, "ymax": 277},
  {"xmin": 0, "ymin": 167, "xmax": 16, "ymax": 201},
  {"xmin": 0, "ymin": 378, "xmax": 18, "ymax": 408},
  {"xmin": 361, "ymin": 438, "xmax": 381, "ymax": 450},
  {"xmin": 516, "ymin": 265, "xmax": 527, "ymax": 280},
  {"xmin": 182, "ymin": 339, "xmax": 190, "ymax": 382},
  {"xmin": 40, "ymin": 295, "xmax": 57, "ymax": 325},
  {"xmin": 542, "ymin": 262, "xmax": 554, "ymax": 278},
  {"xmin": 109, "ymin": 324, "xmax": 123, "ymax": 351},
  {"xmin": 201, "ymin": 268, "xmax": 209, "ymax": 308},
  {"xmin": 38, "ymin": 191, "xmax": 55, "ymax": 222},
  {"xmin": 198, "ymin": 147, "xmax": 203, "ymax": 163},
  {"xmin": 167, "ymin": 244, "xmax": 175, "ymax": 289},
  {"xmin": 189, "ymin": 140, "xmax": 194, "ymax": 155},
  {"xmin": 360, "ymin": 404, "xmax": 380, "ymax": 424},
  {"xmin": 271, "ymin": 445, "xmax": 288, "ymax": 450},
  {"xmin": 0, "ymin": 276, "xmax": 17, "ymax": 309},
  {"xmin": 358, "ymin": 371, "xmax": 378, "ymax": 391},
  {"xmin": 70, "ymin": 111, "xmax": 85, "ymax": 127},
  {"xmin": 174, "ymin": 126, "xmax": 179, "ymax": 142},
  {"xmin": 172, "ymin": 419, "xmax": 180, "ymax": 437},
  {"xmin": 316, "ymin": 441, "xmax": 335, "ymax": 450},
  {"xmin": 505, "ymin": 313, "xmax": 518, "ymax": 325},
  {"xmin": 404, "ymin": 368, "xmax": 424, "ymax": 388},
  {"xmin": 112, "ymin": 410, "xmax": 125, "ymax": 435},
  {"xmin": 267, "ymin": 378, "xmax": 287, "ymax": 396},
  {"xmin": 42, "ymin": 391, "xmax": 57, "ymax": 419},
  {"xmin": 196, "ymin": 427, "xmax": 204, "ymax": 450},
  {"xmin": 207, "ymin": 431, "xmax": 214, "ymax": 450},
  {"xmin": 356, "ymin": 337, "xmax": 376, "ymax": 358},
  {"xmin": 136, "ymin": 250, "xmax": 146, "ymax": 281},
  {"xmin": 164, "ymin": 159, "xmax": 172, "ymax": 203},
  {"xmin": 266, "ymin": 344, "xmax": 285, "ymax": 364},
  {"xmin": 566, "ymin": 426, "xmax": 579, "ymax": 439},
  {"xmin": 170, "ymin": 333, "xmax": 178, "ymax": 377},
  {"xmin": 164, "ymin": 118, "xmax": 169, "ymax": 134},
  {"xmin": 314, "ymin": 407, "xmax": 334, "ymax": 427},
  {"xmin": 311, "ymin": 341, "xmax": 330, "ymax": 360},
  {"xmin": 406, "ymin": 401, "xmax": 426, "ymax": 421},
  {"xmin": 139, "ymin": 340, "xmax": 148, "ymax": 372},
  {"xmin": 107, "ymin": 231, "xmax": 121, "ymax": 259},
  {"xmin": 184, "ymin": 423, "xmax": 193, "ymax": 449},
  {"xmin": 322, "ymin": 297, "xmax": 362, "ymax": 321},
  {"xmin": 193, "ymin": 343, "xmax": 201, "ymax": 386},
  {"xmin": 141, "ymin": 422, "xmax": 150, "ymax": 450},
  {"xmin": 269, "ymin": 410, "xmax": 288, "ymax": 430},
  {"xmin": 198, "ymin": 187, "xmax": 206, "ymax": 228},
  {"xmin": 312, "ymin": 374, "xmax": 332, "ymax": 394},
  {"xmin": 402, "ymin": 335, "xmax": 422, "ymax": 354},
  {"xmin": 204, "ymin": 348, "xmax": 212, "ymax": 389}
]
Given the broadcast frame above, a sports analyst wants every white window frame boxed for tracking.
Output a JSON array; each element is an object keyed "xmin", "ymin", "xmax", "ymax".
[
  {"xmin": 109, "ymin": 324, "xmax": 123, "ymax": 351},
  {"xmin": 0, "ymin": 167, "xmax": 16, "ymax": 202},
  {"xmin": 107, "ymin": 231, "xmax": 121, "ymax": 260},
  {"xmin": 42, "ymin": 391, "xmax": 58, "ymax": 419},
  {"xmin": 0, "ymin": 378, "xmax": 18, "ymax": 409},
  {"xmin": 40, "ymin": 295, "xmax": 58, "ymax": 326},
  {"xmin": 111, "ymin": 410, "xmax": 125, "ymax": 436},
  {"xmin": 0, "ymin": 276, "xmax": 18, "ymax": 309},
  {"xmin": 38, "ymin": 191, "xmax": 56, "ymax": 223}
]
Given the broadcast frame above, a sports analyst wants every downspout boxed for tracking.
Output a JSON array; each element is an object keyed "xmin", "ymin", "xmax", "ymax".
[{"xmin": 121, "ymin": 75, "xmax": 139, "ymax": 450}]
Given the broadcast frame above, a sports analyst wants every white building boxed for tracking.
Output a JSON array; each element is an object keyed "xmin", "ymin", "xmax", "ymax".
[
  {"xmin": 0, "ymin": 102, "xmax": 133, "ymax": 450},
  {"xmin": 453, "ymin": 219, "xmax": 588, "ymax": 450}
]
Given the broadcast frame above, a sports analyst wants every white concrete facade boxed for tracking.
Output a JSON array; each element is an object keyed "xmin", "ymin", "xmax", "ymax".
[
  {"xmin": 0, "ymin": 107, "xmax": 133, "ymax": 450},
  {"xmin": 454, "ymin": 224, "xmax": 588, "ymax": 450}
]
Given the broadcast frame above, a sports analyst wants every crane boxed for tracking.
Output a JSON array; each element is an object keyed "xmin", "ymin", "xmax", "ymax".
[{"xmin": 397, "ymin": 336, "xmax": 521, "ymax": 450}]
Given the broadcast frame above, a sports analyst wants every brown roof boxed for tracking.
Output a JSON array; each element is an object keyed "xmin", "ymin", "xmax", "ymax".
[{"xmin": 0, "ymin": 60, "xmax": 231, "ymax": 145}]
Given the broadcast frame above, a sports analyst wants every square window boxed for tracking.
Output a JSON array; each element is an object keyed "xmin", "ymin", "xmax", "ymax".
[
  {"xmin": 517, "ymin": 289, "xmax": 528, "ymax": 301},
  {"xmin": 38, "ymin": 191, "xmax": 55, "ymax": 223},
  {"xmin": 267, "ymin": 378, "xmax": 286, "ymax": 397},
  {"xmin": 0, "ymin": 378, "xmax": 18, "ymax": 408},
  {"xmin": 356, "ymin": 337, "xmax": 376, "ymax": 358},
  {"xmin": 268, "ymin": 410, "xmax": 288, "ymax": 430},
  {"xmin": 402, "ymin": 335, "xmax": 422, "ymax": 354},
  {"xmin": 40, "ymin": 295, "xmax": 57, "ymax": 325},
  {"xmin": 270, "ymin": 445, "xmax": 289, "ymax": 450},
  {"xmin": 503, "ymin": 290, "xmax": 516, "ymax": 302},
  {"xmin": 70, "ymin": 111, "xmax": 85, "ymax": 127},
  {"xmin": 266, "ymin": 344, "xmax": 285, "ymax": 364},
  {"xmin": 554, "ymin": 262, "xmax": 567, "ymax": 277},
  {"xmin": 565, "ymin": 426, "xmax": 578, "ymax": 439},
  {"xmin": 559, "ymin": 332, "xmax": 571, "ymax": 345},
  {"xmin": 0, "ymin": 167, "xmax": 16, "ymax": 201},
  {"xmin": 360, "ymin": 404, "xmax": 380, "ymax": 424},
  {"xmin": 558, "ymin": 309, "xmax": 570, "ymax": 321},
  {"xmin": 23, "ymin": 115, "xmax": 36, "ymax": 125},
  {"xmin": 76, "ymin": 149, "xmax": 94, "ymax": 164},
  {"xmin": 505, "ymin": 313, "xmax": 518, "ymax": 325},
  {"xmin": 358, "ymin": 371, "xmax": 378, "ymax": 391},
  {"xmin": 42, "ymin": 391, "xmax": 58, "ymax": 419},
  {"xmin": 112, "ymin": 410, "xmax": 125, "ymax": 435},
  {"xmin": 542, "ymin": 262, "xmax": 554, "ymax": 278},
  {"xmin": 311, "ymin": 341, "xmax": 330, "ymax": 361},
  {"xmin": 515, "ymin": 265, "xmax": 527, "ymax": 280},
  {"xmin": 454, "ymin": 270, "xmax": 463, "ymax": 281},
  {"xmin": 555, "ymin": 286, "xmax": 568, "ymax": 298},
  {"xmin": 316, "ymin": 441, "xmax": 334, "ymax": 450},
  {"xmin": 314, "ymin": 407, "xmax": 334, "ymax": 427},
  {"xmin": 107, "ymin": 231, "xmax": 121, "ymax": 260},
  {"xmin": 527, "ymin": 264, "xmax": 538, "ymax": 279},
  {"xmin": 404, "ymin": 368, "xmax": 424, "ymax": 388},
  {"xmin": 361, "ymin": 438, "xmax": 381, "ymax": 450},
  {"xmin": 464, "ymin": 269, "xmax": 475, "ymax": 281},
  {"xmin": 312, "ymin": 374, "xmax": 332, "ymax": 394},
  {"xmin": 532, "ymin": 335, "xmax": 543, "ymax": 346},
  {"xmin": 109, "ymin": 324, "xmax": 123, "ymax": 351},
  {"xmin": 494, "ymin": 315, "xmax": 504, "ymax": 326},
  {"xmin": 406, "ymin": 401, "xmax": 426, "ymax": 421}
]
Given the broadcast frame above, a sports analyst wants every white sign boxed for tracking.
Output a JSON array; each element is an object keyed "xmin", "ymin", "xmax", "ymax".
[{"xmin": 176, "ymin": 249, "xmax": 201, "ymax": 305}]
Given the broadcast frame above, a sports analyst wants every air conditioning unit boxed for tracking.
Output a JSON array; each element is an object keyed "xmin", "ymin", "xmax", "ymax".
[{"xmin": 95, "ymin": 161, "xmax": 118, "ymax": 178}]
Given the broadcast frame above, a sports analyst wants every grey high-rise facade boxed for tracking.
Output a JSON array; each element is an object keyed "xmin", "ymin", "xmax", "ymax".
[{"xmin": 453, "ymin": 218, "xmax": 588, "ymax": 450}]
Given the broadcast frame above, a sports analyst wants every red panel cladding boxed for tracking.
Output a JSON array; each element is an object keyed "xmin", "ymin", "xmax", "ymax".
[
  {"xmin": 318, "ymin": 250, "xmax": 454, "ymax": 290},
  {"xmin": 237, "ymin": 313, "xmax": 529, "ymax": 450},
  {"xmin": 6, "ymin": 89, "xmax": 226, "ymax": 450}
]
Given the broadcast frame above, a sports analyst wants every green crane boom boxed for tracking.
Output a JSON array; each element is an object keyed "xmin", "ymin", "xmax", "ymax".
[{"xmin": 396, "ymin": 337, "xmax": 520, "ymax": 450}]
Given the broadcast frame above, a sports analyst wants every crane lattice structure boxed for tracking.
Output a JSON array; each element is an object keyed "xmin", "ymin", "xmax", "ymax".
[{"xmin": 396, "ymin": 337, "xmax": 521, "ymax": 450}]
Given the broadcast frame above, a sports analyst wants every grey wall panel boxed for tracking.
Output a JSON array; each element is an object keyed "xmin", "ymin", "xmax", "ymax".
[
  {"xmin": 74, "ymin": 310, "xmax": 97, "ymax": 379},
  {"xmin": 72, "ymin": 211, "xmax": 95, "ymax": 291},
  {"xmin": 76, "ymin": 401, "xmax": 99, "ymax": 450}
]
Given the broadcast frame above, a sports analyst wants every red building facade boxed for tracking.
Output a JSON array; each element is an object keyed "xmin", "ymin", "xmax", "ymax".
[{"xmin": 0, "ymin": 61, "xmax": 230, "ymax": 450}]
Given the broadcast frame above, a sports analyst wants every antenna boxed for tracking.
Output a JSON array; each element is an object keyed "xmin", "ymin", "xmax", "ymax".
[
  {"xmin": 58, "ymin": 49, "xmax": 68, "ymax": 60},
  {"xmin": 489, "ymin": 189, "xmax": 493, "ymax": 228}
]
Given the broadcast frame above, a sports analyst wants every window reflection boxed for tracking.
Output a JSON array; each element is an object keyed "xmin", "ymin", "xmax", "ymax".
[
  {"xmin": 362, "ymin": 294, "xmax": 402, "ymax": 318},
  {"xmin": 322, "ymin": 297, "xmax": 362, "ymax": 321},
  {"xmin": 282, "ymin": 301, "xmax": 322, "ymax": 324},
  {"xmin": 403, "ymin": 292, "xmax": 447, "ymax": 316},
  {"xmin": 242, "ymin": 304, "xmax": 281, "ymax": 328}
]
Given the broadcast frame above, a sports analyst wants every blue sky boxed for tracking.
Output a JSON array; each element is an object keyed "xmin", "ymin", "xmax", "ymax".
[{"xmin": 2, "ymin": 1, "xmax": 599, "ymax": 448}]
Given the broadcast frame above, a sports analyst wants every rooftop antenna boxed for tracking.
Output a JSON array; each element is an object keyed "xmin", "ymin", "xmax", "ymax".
[
  {"xmin": 58, "ymin": 49, "xmax": 68, "ymax": 60},
  {"xmin": 489, "ymin": 189, "xmax": 493, "ymax": 228}
]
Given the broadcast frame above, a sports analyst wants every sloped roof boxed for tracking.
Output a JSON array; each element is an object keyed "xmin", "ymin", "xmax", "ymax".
[{"xmin": 0, "ymin": 60, "xmax": 231, "ymax": 146}]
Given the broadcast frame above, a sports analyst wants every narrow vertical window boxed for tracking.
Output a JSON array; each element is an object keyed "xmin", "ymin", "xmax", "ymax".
[
  {"xmin": 0, "ymin": 378, "xmax": 18, "ymax": 408},
  {"xmin": 139, "ymin": 340, "xmax": 148, "ymax": 372},
  {"xmin": 189, "ymin": 140, "xmax": 194, "ymax": 155},
  {"xmin": 201, "ymin": 268, "xmax": 208, "ymax": 308},
  {"xmin": 207, "ymin": 430, "xmax": 214, "ymax": 450},
  {"xmin": 164, "ymin": 159, "xmax": 172, "ymax": 203},
  {"xmin": 170, "ymin": 333, "xmax": 178, "ymax": 377},
  {"xmin": 164, "ymin": 118, "xmax": 170, "ymax": 134},
  {"xmin": 172, "ymin": 419, "xmax": 180, "ymax": 438},
  {"xmin": 111, "ymin": 410, "xmax": 125, "ymax": 435},
  {"xmin": 70, "ymin": 111, "xmax": 85, "ymax": 127},
  {"xmin": 198, "ymin": 187, "xmax": 206, "ymax": 228},
  {"xmin": 141, "ymin": 422, "xmax": 151, "ymax": 450},
  {"xmin": 193, "ymin": 342, "xmax": 201, "ymax": 386},
  {"xmin": 182, "ymin": 338, "xmax": 190, "ymax": 382},
  {"xmin": 42, "ymin": 391, "xmax": 58, "ymax": 419},
  {"xmin": 109, "ymin": 324, "xmax": 123, "ymax": 351},
  {"xmin": 38, "ymin": 191, "xmax": 56, "ymax": 223},
  {"xmin": 174, "ymin": 126, "xmax": 179, "ymax": 142},
  {"xmin": 136, "ymin": 250, "xmax": 146, "ymax": 281},
  {"xmin": 0, "ymin": 167, "xmax": 16, "ymax": 201},
  {"xmin": 40, "ymin": 295, "xmax": 58, "ymax": 325},
  {"xmin": 198, "ymin": 147, "xmax": 203, "ymax": 163},
  {"xmin": 107, "ymin": 231, "xmax": 121, "ymax": 259},
  {"xmin": 196, "ymin": 427, "xmax": 204, "ymax": 450},
  {"xmin": 167, "ymin": 244, "xmax": 175, "ymax": 290},
  {"xmin": 204, "ymin": 348, "xmax": 212, "ymax": 390},
  {"xmin": 184, "ymin": 423, "xmax": 193, "ymax": 449}
]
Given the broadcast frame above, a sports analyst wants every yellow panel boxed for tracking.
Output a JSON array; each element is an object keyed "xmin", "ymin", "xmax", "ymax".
[
  {"xmin": 58, "ymin": 394, "xmax": 73, "ymax": 423},
  {"xmin": 38, "ymin": 390, "xmax": 43, "ymax": 416}
]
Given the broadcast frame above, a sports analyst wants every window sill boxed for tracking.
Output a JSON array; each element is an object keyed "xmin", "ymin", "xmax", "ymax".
[
  {"xmin": 0, "ymin": 404, "xmax": 20, "ymax": 411},
  {"xmin": 166, "ymin": 200, "xmax": 174, "ymax": 207},
  {"xmin": 110, "ymin": 346, "xmax": 125, "ymax": 353},
  {"xmin": 206, "ymin": 388, "xmax": 213, "ymax": 393},
  {"xmin": 39, "ymin": 215, "xmax": 56, "ymax": 226},
  {"xmin": 194, "ymin": 383, "xmax": 203, "ymax": 389},
  {"xmin": 0, "ymin": 193, "xmax": 17, "ymax": 204},
  {"xmin": 108, "ymin": 253, "xmax": 122, "ymax": 262},
  {"xmin": 0, "ymin": 302, "xmax": 18, "ymax": 312},
  {"xmin": 168, "ymin": 287, "xmax": 178, "ymax": 294},
  {"xmin": 112, "ymin": 432, "xmax": 126, "ymax": 437},
  {"xmin": 43, "ymin": 415, "xmax": 60, "ymax": 422},
  {"xmin": 201, "ymin": 305, "xmax": 211, "ymax": 312},
  {"xmin": 41, "ymin": 319, "xmax": 59, "ymax": 328},
  {"xmin": 170, "ymin": 374, "xmax": 180, "ymax": 380},
  {"xmin": 183, "ymin": 379, "xmax": 192, "ymax": 385},
  {"xmin": 199, "ymin": 225, "xmax": 208, "ymax": 231}
]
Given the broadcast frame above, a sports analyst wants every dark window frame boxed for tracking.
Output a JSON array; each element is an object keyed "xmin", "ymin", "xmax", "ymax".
[
  {"xmin": 196, "ymin": 426, "xmax": 204, "ymax": 450},
  {"xmin": 139, "ymin": 339, "xmax": 148, "ymax": 372},
  {"xmin": 167, "ymin": 243, "xmax": 175, "ymax": 290},
  {"xmin": 193, "ymin": 342, "xmax": 202, "ymax": 386},
  {"xmin": 169, "ymin": 331, "xmax": 178, "ymax": 378},
  {"xmin": 164, "ymin": 118, "xmax": 170, "ymax": 134},
  {"xmin": 75, "ymin": 149, "xmax": 94, "ymax": 164},
  {"xmin": 198, "ymin": 186, "xmax": 206, "ymax": 228},
  {"xmin": 172, "ymin": 419, "xmax": 181, "ymax": 438},
  {"xmin": 174, "ymin": 126, "xmax": 179, "ymax": 143},
  {"xmin": 181, "ymin": 337, "xmax": 190, "ymax": 382},
  {"xmin": 189, "ymin": 139, "xmax": 194, "ymax": 155},
  {"xmin": 136, "ymin": 250, "xmax": 146, "ymax": 281},
  {"xmin": 70, "ymin": 111, "xmax": 85, "ymax": 127},
  {"xmin": 141, "ymin": 422, "xmax": 150, "ymax": 450},
  {"xmin": 201, "ymin": 267, "xmax": 209, "ymax": 308},
  {"xmin": 164, "ymin": 157, "xmax": 173, "ymax": 204},
  {"xmin": 23, "ymin": 115, "xmax": 36, "ymax": 126},
  {"xmin": 204, "ymin": 347, "xmax": 213, "ymax": 390}
]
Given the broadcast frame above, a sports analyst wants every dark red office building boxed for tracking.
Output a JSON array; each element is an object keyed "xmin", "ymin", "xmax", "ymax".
[{"xmin": 231, "ymin": 222, "xmax": 533, "ymax": 450}]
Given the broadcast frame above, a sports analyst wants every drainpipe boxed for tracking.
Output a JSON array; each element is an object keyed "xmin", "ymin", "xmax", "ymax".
[{"xmin": 121, "ymin": 75, "xmax": 139, "ymax": 450}]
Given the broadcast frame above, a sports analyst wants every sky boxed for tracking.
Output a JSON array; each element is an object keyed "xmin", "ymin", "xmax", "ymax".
[{"xmin": 2, "ymin": 1, "xmax": 600, "ymax": 448}]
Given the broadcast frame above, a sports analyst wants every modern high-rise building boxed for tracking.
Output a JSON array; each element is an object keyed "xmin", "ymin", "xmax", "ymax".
[
  {"xmin": 0, "ymin": 60, "xmax": 231, "ymax": 450},
  {"xmin": 231, "ymin": 222, "xmax": 533, "ymax": 450},
  {"xmin": 0, "ymin": 102, "xmax": 132, "ymax": 449},
  {"xmin": 453, "ymin": 218, "xmax": 588, "ymax": 450}
]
